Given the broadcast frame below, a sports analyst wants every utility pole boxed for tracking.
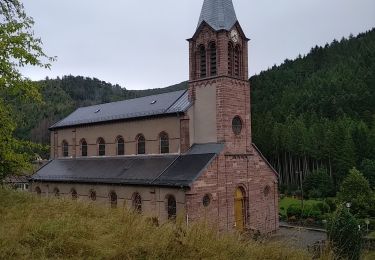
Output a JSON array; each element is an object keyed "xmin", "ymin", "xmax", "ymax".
[{"xmin": 299, "ymin": 171, "xmax": 304, "ymax": 210}]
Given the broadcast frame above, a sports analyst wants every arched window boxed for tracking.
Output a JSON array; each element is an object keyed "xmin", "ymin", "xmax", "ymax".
[
  {"xmin": 234, "ymin": 187, "xmax": 247, "ymax": 231},
  {"xmin": 53, "ymin": 187, "xmax": 60, "ymax": 198},
  {"xmin": 71, "ymin": 188, "xmax": 78, "ymax": 200},
  {"xmin": 199, "ymin": 45, "xmax": 206, "ymax": 78},
  {"xmin": 62, "ymin": 140, "xmax": 69, "ymax": 157},
  {"xmin": 89, "ymin": 190, "xmax": 97, "ymax": 201},
  {"xmin": 137, "ymin": 134, "xmax": 145, "ymax": 155},
  {"xmin": 132, "ymin": 192, "xmax": 142, "ymax": 213},
  {"xmin": 97, "ymin": 138, "xmax": 105, "ymax": 156},
  {"xmin": 116, "ymin": 136, "xmax": 125, "ymax": 156},
  {"xmin": 35, "ymin": 186, "xmax": 41, "ymax": 196},
  {"xmin": 228, "ymin": 42, "xmax": 234, "ymax": 76},
  {"xmin": 234, "ymin": 45, "xmax": 241, "ymax": 77},
  {"xmin": 80, "ymin": 139, "xmax": 88, "ymax": 157},
  {"xmin": 209, "ymin": 42, "xmax": 217, "ymax": 76},
  {"xmin": 109, "ymin": 191, "xmax": 117, "ymax": 208},
  {"xmin": 167, "ymin": 195, "xmax": 177, "ymax": 220},
  {"xmin": 159, "ymin": 132, "xmax": 169, "ymax": 154}
]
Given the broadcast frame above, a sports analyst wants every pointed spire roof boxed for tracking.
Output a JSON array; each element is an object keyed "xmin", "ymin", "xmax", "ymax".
[{"xmin": 197, "ymin": 0, "xmax": 238, "ymax": 31}]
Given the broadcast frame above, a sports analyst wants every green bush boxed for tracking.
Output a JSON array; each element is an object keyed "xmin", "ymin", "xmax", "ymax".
[
  {"xmin": 314, "ymin": 202, "xmax": 331, "ymax": 214},
  {"xmin": 287, "ymin": 204, "xmax": 302, "ymax": 219},
  {"xmin": 338, "ymin": 168, "xmax": 374, "ymax": 218},
  {"xmin": 308, "ymin": 189, "xmax": 322, "ymax": 199},
  {"xmin": 327, "ymin": 206, "xmax": 362, "ymax": 260},
  {"xmin": 324, "ymin": 198, "xmax": 338, "ymax": 212},
  {"xmin": 303, "ymin": 169, "xmax": 335, "ymax": 198}
]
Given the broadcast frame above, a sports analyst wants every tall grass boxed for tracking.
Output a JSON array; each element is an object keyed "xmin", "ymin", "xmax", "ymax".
[{"xmin": 0, "ymin": 188, "xmax": 313, "ymax": 259}]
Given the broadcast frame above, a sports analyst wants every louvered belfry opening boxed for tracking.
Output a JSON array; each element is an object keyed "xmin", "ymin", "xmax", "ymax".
[
  {"xmin": 209, "ymin": 42, "xmax": 217, "ymax": 76},
  {"xmin": 234, "ymin": 45, "xmax": 240, "ymax": 77},
  {"xmin": 228, "ymin": 42, "xmax": 234, "ymax": 76},
  {"xmin": 199, "ymin": 45, "xmax": 206, "ymax": 78}
]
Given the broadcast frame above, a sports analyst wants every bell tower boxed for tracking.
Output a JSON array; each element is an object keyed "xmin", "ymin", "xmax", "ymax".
[{"xmin": 188, "ymin": 0, "xmax": 252, "ymax": 154}]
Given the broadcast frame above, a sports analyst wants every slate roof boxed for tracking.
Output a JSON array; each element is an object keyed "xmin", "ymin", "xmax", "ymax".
[
  {"xmin": 197, "ymin": 0, "xmax": 238, "ymax": 31},
  {"xmin": 30, "ymin": 144, "xmax": 224, "ymax": 188},
  {"xmin": 50, "ymin": 90, "xmax": 191, "ymax": 130}
]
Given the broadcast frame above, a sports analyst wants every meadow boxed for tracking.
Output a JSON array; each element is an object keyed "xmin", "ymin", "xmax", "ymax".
[{"xmin": 0, "ymin": 188, "xmax": 312, "ymax": 259}]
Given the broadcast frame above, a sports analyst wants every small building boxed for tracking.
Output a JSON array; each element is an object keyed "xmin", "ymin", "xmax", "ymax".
[
  {"xmin": 4, "ymin": 175, "xmax": 29, "ymax": 191},
  {"xmin": 30, "ymin": 0, "xmax": 279, "ymax": 234}
]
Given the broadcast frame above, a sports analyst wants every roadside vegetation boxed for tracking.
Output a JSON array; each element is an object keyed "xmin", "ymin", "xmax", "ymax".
[{"xmin": 0, "ymin": 188, "xmax": 312, "ymax": 259}]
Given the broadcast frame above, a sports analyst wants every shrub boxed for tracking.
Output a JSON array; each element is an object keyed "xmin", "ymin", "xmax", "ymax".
[
  {"xmin": 308, "ymin": 189, "xmax": 322, "ymax": 199},
  {"xmin": 324, "ymin": 198, "xmax": 338, "ymax": 212},
  {"xmin": 287, "ymin": 204, "xmax": 302, "ymax": 219},
  {"xmin": 303, "ymin": 169, "xmax": 335, "ymax": 198},
  {"xmin": 338, "ymin": 168, "xmax": 374, "ymax": 218},
  {"xmin": 360, "ymin": 159, "xmax": 375, "ymax": 189},
  {"xmin": 314, "ymin": 202, "xmax": 331, "ymax": 214},
  {"xmin": 327, "ymin": 206, "xmax": 362, "ymax": 260}
]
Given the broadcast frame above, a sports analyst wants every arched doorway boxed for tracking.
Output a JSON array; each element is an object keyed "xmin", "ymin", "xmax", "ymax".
[{"xmin": 234, "ymin": 187, "xmax": 246, "ymax": 231}]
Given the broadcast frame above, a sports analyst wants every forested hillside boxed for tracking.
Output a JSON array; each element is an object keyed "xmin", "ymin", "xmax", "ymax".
[
  {"xmin": 250, "ymin": 29, "xmax": 375, "ymax": 189},
  {"xmin": 16, "ymin": 29, "xmax": 375, "ymax": 191}
]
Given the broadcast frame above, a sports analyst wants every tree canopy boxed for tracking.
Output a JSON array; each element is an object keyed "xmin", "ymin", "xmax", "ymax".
[
  {"xmin": 0, "ymin": 0, "xmax": 52, "ymax": 179},
  {"xmin": 250, "ymin": 29, "xmax": 375, "ymax": 190}
]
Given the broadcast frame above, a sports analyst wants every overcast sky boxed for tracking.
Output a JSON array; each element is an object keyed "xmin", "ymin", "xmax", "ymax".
[{"xmin": 21, "ymin": 0, "xmax": 375, "ymax": 90}]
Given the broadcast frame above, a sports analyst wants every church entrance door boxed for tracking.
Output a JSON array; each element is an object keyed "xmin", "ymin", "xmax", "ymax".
[{"xmin": 234, "ymin": 187, "xmax": 246, "ymax": 231}]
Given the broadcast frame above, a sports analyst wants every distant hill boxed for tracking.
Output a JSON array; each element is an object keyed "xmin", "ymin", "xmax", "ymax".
[
  {"xmin": 250, "ymin": 28, "xmax": 375, "ymax": 188},
  {"xmin": 15, "ymin": 28, "xmax": 375, "ymax": 189}
]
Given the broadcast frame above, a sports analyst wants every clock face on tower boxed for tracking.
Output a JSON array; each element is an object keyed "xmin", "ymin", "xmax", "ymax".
[{"xmin": 230, "ymin": 29, "xmax": 239, "ymax": 43}]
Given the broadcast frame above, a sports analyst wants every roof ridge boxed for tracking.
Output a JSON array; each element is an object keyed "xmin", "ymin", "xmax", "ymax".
[
  {"xmin": 163, "ymin": 89, "xmax": 188, "ymax": 113},
  {"xmin": 74, "ymin": 89, "xmax": 187, "ymax": 110}
]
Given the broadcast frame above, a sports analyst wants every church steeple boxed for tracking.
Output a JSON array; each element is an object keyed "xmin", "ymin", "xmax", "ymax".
[
  {"xmin": 197, "ymin": 0, "xmax": 238, "ymax": 31},
  {"xmin": 188, "ymin": 0, "xmax": 248, "ymax": 81}
]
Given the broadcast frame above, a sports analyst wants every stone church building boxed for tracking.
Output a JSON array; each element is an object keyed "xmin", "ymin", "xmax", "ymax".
[{"xmin": 30, "ymin": 0, "xmax": 279, "ymax": 234}]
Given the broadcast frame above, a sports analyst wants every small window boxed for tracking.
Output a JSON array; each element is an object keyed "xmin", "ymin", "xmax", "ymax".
[
  {"xmin": 117, "ymin": 136, "xmax": 125, "ymax": 156},
  {"xmin": 71, "ymin": 188, "xmax": 78, "ymax": 200},
  {"xmin": 167, "ymin": 195, "xmax": 177, "ymax": 220},
  {"xmin": 109, "ymin": 191, "xmax": 117, "ymax": 208},
  {"xmin": 159, "ymin": 132, "xmax": 169, "ymax": 154},
  {"xmin": 81, "ymin": 139, "xmax": 88, "ymax": 157},
  {"xmin": 132, "ymin": 192, "xmax": 142, "ymax": 213},
  {"xmin": 89, "ymin": 190, "xmax": 97, "ymax": 201},
  {"xmin": 264, "ymin": 186, "xmax": 271, "ymax": 197},
  {"xmin": 62, "ymin": 140, "xmax": 69, "ymax": 157},
  {"xmin": 53, "ymin": 188, "xmax": 60, "ymax": 198},
  {"xmin": 97, "ymin": 138, "xmax": 105, "ymax": 156},
  {"xmin": 137, "ymin": 135, "xmax": 145, "ymax": 155},
  {"xmin": 232, "ymin": 116, "xmax": 243, "ymax": 135},
  {"xmin": 203, "ymin": 194, "xmax": 211, "ymax": 207},
  {"xmin": 35, "ymin": 186, "xmax": 42, "ymax": 196}
]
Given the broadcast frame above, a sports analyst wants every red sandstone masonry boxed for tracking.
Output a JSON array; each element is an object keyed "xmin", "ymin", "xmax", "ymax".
[{"xmin": 186, "ymin": 20, "xmax": 278, "ymax": 234}]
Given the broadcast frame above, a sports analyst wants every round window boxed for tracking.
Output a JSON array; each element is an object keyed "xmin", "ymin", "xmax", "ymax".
[
  {"xmin": 232, "ymin": 116, "xmax": 243, "ymax": 135},
  {"xmin": 203, "ymin": 194, "xmax": 211, "ymax": 207}
]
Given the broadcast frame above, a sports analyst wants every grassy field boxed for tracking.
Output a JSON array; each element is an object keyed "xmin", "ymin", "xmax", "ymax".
[
  {"xmin": 0, "ymin": 188, "xmax": 314, "ymax": 259},
  {"xmin": 279, "ymin": 197, "xmax": 321, "ymax": 217}
]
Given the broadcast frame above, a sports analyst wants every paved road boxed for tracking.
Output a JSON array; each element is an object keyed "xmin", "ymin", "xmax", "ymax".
[{"xmin": 270, "ymin": 226, "xmax": 327, "ymax": 250}]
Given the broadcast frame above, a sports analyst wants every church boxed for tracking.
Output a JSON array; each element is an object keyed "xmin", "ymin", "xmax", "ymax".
[{"xmin": 30, "ymin": 0, "xmax": 279, "ymax": 234}]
